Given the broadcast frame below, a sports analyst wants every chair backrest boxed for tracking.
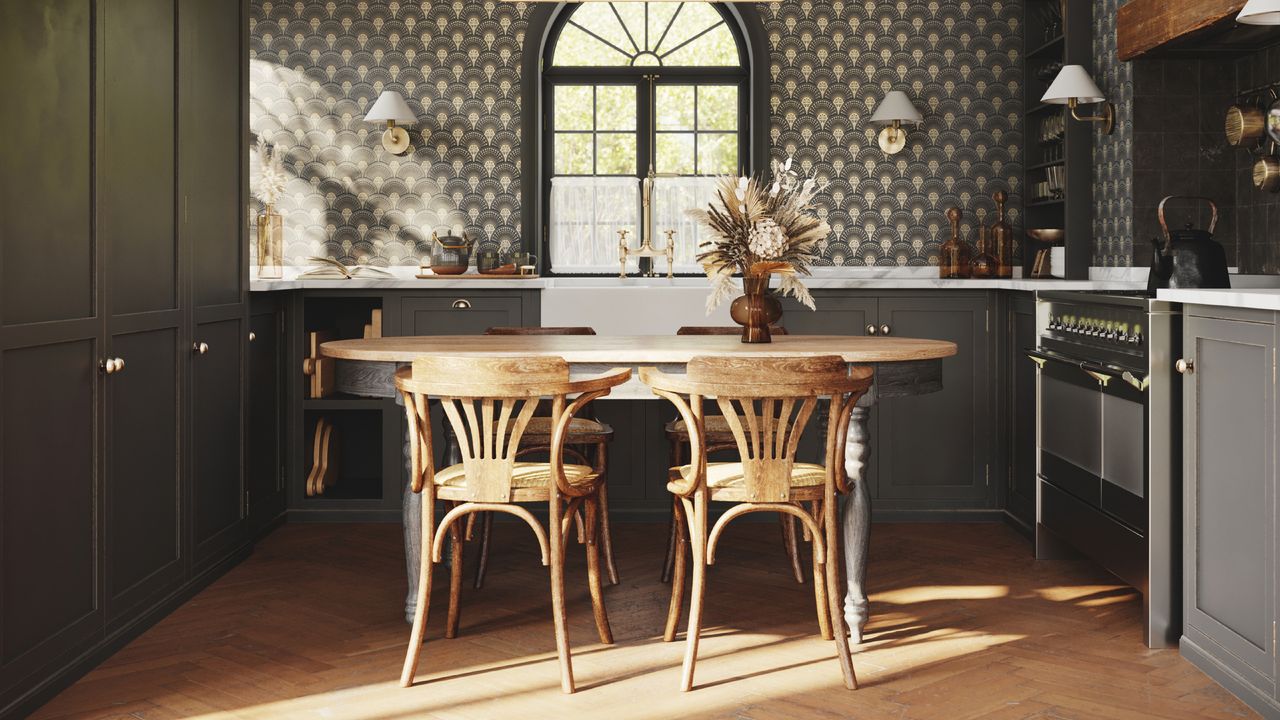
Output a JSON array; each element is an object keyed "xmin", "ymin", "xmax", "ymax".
[
  {"xmin": 676, "ymin": 325, "xmax": 788, "ymax": 336},
  {"xmin": 649, "ymin": 356, "xmax": 873, "ymax": 501},
  {"xmin": 485, "ymin": 326, "xmax": 597, "ymax": 335},
  {"xmin": 398, "ymin": 356, "xmax": 572, "ymax": 503}
]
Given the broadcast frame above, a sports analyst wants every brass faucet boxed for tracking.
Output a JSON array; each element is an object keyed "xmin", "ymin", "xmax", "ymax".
[{"xmin": 618, "ymin": 170, "xmax": 675, "ymax": 278}]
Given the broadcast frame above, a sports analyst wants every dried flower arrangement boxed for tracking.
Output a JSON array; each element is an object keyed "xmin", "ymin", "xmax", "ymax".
[
  {"xmin": 686, "ymin": 157, "xmax": 829, "ymax": 314},
  {"xmin": 252, "ymin": 137, "xmax": 287, "ymax": 209}
]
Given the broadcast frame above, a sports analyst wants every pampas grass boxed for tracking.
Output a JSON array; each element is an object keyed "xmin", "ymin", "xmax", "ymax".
[{"xmin": 252, "ymin": 137, "xmax": 286, "ymax": 208}]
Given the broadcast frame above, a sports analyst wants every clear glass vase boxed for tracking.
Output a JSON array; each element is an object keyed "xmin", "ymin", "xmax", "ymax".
[{"xmin": 257, "ymin": 205, "xmax": 283, "ymax": 279}]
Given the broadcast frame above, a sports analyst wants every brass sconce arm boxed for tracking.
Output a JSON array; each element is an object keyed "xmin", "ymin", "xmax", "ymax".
[{"xmin": 1066, "ymin": 97, "xmax": 1115, "ymax": 135}]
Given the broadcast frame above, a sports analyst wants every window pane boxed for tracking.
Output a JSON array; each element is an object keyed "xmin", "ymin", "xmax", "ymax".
[
  {"xmin": 655, "ymin": 3, "xmax": 721, "ymax": 54},
  {"xmin": 596, "ymin": 85, "xmax": 636, "ymax": 131},
  {"xmin": 555, "ymin": 85, "xmax": 593, "ymax": 131},
  {"xmin": 597, "ymin": 133, "xmax": 636, "ymax": 175},
  {"xmin": 614, "ymin": 3, "xmax": 646, "ymax": 51},
  {"xmin": 697, "ymin": 86, "xmax": 738, "ymax": 131},
  {"xmin": 552, "ymin": 24, "xmax": 630, "ymax": 66},
  {"xmin": 662, "ymin": 24, "xmax": 739, "ymax": 66},
  {"xmin": 647, "ymin": 2, "xmax": 681, "ymax": 53},
  {"xmin": 656, "ymin": 133, "xmax": 695, "ymax": 175},
  {"xmin": 568, "ymin": 4, "xmax": 635, "ymax": 56},
  {"xmin": 656, "ymin": 85, "xmax": 695, "ymax": 130},
  {"xmin": 697, "ymin": 133, "xmax": 738, "ymax": 175},
  {"xmin": 555, "ymin": 133, "xmax": 593, "ymax": 174}
]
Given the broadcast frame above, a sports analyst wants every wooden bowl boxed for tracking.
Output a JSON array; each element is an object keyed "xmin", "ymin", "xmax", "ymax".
[{"xmin": 1027, "ymin": 228, "xmax": 1065, "ymax": 244}]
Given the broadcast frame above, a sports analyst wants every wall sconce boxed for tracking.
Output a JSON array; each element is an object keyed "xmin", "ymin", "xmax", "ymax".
[
  {"xmin": 1042, "ymin": 65, "xmax": 1115, "ymax": 135},
  {"xmin": 869, "ymin": 91, "xmax": 923, "ymax": 155},
  {"xmin": 364, "ymin": 90, "xmax": 417, "ymax": 154},
  {"xmin": 1238, "ymin": 0, "xmax": 1280, "ymax": 24}
]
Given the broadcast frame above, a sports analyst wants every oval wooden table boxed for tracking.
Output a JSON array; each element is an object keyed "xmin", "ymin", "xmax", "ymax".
[{"xmin": 322, "ymin": 334, "xmax": 957, "ymax": 642}]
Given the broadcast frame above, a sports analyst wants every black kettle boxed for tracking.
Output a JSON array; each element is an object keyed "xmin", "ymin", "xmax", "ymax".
[{"xmin": 1147, "ymin": 195, "xmax": 1230, "ymax": 292}]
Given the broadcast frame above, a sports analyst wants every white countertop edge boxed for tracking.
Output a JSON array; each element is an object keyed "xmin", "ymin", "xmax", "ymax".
[{"xmin": 1158, "ymin": 288, "xmax": 1280, "ymax": 312}]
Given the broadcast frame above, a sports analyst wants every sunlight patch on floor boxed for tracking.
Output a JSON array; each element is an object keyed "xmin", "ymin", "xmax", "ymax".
[{"xmin": 874, "ymin": 584, "xmax": 1011, "ymax": 604}]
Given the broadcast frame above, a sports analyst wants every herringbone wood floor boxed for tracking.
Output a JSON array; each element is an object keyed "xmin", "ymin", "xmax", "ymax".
[{"xmin": 31, "ymin": 522, "xmax": 1256, "ymax": 720}]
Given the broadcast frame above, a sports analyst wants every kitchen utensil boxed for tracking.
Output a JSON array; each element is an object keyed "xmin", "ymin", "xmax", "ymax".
[
  {"xmin": 1226, "ymin": 104, "xmax": 1266, "ymax": 146},
  {"xmin": 1255, "ymin": 155, "xmax": 1280, "ymax": 192},
  {"xmin": 429, "ymin": 230, "xmax": 475, "ymax": 275},
  {"xmin": 1152, "ymin": 196, "xmax": 1230, "ymax": 289}
]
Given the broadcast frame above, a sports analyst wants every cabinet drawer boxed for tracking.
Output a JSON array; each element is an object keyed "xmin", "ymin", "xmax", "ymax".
[{"xmin": 400, "ymin": 295, "xmax": 524, "ymax": 336}]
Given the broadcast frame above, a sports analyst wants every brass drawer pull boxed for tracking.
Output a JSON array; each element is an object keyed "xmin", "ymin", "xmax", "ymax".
[{"xmin": 452, "ymin": 299, "xmax": 472, "ymax": 310}]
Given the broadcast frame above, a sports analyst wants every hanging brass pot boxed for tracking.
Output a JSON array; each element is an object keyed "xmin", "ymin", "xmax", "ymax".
[
  {"xmin": 1254, "ymin": 155, "xmax": 1280, "ymax": 192},
  {"xmin": 1226, "ymin": 104, "xmax": 1266, "ymax": 146}
]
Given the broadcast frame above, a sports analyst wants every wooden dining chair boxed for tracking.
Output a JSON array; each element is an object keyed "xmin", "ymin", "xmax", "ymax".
[
  {"xmin": 397, "ymin": 356, "xmax": 630, "ymax": 693},
  {"xmin": 642, "ymin": 356, "xmax": 874, "ymax": 692},
  {"xmin": 471, "ymin": 327, "xmax": 620, "ymax": 588},
  {"xmin": 661, "ymin": 325, "xmax": 806, "ymax": 586}
]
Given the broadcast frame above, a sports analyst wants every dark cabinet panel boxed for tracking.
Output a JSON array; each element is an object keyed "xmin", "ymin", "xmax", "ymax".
[
  {"xmin": 876, "ymin": 295, "xmax": 992, "ymax": 506},
  {"xmin": 0, "ymin": 0, "xmax": 95, "ymax": 326},
  {"xmin": 400, "ymin": 295, "xmax": 524, "ymax": 336},
  {"xmin": 1007, "ymin": 293, "xmax": 1037, "ymax": 530},
  {"xmin": 180, "ymin": 0, "xmax": 243, "ymax": 308},
  {"xmin": 1183, "ymin": 314, "xmax": 1275, "ymax": 685},
  {"xmin": 248, "ymin": 308, "xmax": 285, "ymax": 531},
  {"xmin": 192, "ymin": 319, "xmax": 245, "ymax": 563},
  {"xmin": 104, "ymin": 0, "xmax": 176, "ymax": 315},
  {"xmin": 0, "ymin": 340, "xmax": 100, "ymax": 672},
  {"xmin": 780, "ymin": 294, "xmax": 878, "ymax": 336},
  {"xmin": 105, "ymin": 328, "xmax": 182, "ymax": 622}
]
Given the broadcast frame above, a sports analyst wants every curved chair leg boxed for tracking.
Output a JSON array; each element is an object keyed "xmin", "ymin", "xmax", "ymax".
[
  {"xmin": 679, "ymin": 493, "xmax": 707, "ymax": 692},
  {"xmin": 824, "ymin": 497, "xmax": 858, "ymax": 690},
  {"xmin": 810, "ymin": 502, "xmax": 833, "ymax": 640},
  {"xmin": 445, "ymin": 503, "xmax": 465, "ymax": 639},
  {"xmin": 596, "ymin": 442, "xmax": 620, "ymax": 586},
  {"xmin": 548, "ymin": 492, "xmax": 575, "ymax": 694},
  {"xmin": 472, "ymin": 512, "xmax": 493, "ymax": 589},
  {"xmin": 400, "ymin": 486, "xmax": 436, "ymax": 687},
  {"xmin": 780, "ymin": 513, "xmax": 805, "ymax": 584},
  {"xmin": 584, "ymin": 495, "xmax": 614, "ymax": 644},
  {"xmin": 661, "ymin": 442, "xmax": 684, "ymax": 583},
  {"xmin": 663, "ymin": 495, "xmax": 688, "ymax": 642}
]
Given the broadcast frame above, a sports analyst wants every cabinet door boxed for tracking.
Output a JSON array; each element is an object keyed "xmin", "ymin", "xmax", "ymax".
[
  {"xmin": 1007, "ymin": 293, "xmax": 1037, "ymax": 530},
  {"xmin": 1183, "ymin": 315, "xmax": 1276, "ymax": 688},
  {"xmin": 247, "ymin": 305, "xmax": 285, "ymax": 532},
  {"xmin": 192, "ymin": 319, "xmax": 246, "ymax": 564},
  {"xmin": 876, "ymin": 295, "xmax": 993, "ymax": 508},
  {"xmin": 400, "ymin": 295, "xmax": 525, "ymax": 336}
]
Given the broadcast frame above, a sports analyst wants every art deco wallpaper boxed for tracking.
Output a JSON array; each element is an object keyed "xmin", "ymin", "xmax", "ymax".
[{"xmin": 250, "ymin": 0, "xmax": 1025, "ymax": 268}]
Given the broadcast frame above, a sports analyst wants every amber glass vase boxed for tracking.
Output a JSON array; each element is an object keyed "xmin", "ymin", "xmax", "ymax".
[
  {"xmin": 729, "ymin": 273, "xmax": 783, "ymax": 343},
  {"xmin": 939, "ymin": 207, "xmax": 971, "ymax": 279},
  {"xmin": 257, "ymin": 205, "xmax": 284, "ymax": 279},
  {"xmin": 970, "ymin": 225, "xmax": 997, "ymax": 279},
  {"xmin": 991, "ymin": 190, "xmax": 1014, "ymax": 278}
]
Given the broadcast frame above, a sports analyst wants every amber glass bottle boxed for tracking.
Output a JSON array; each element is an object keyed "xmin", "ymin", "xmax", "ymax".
[
  {"xmin": 939, "ymin": 206, "xmax": 971, "ymax": 279},
  {"xmin": 970, "ymin": 224, "xmax": 997, "ymax": 279},
  {"xmin": 991, "ymin": 190, "xmax": 1014, "ymax": 278}
]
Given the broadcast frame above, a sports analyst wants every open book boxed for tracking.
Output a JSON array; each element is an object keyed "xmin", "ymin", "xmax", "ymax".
[{"xmin": 296, "ymin": 257, "xmax": 393, "ymax": 279}]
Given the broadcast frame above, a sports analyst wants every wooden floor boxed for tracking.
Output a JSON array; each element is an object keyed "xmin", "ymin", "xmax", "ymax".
[{"xmin": 32, "ymin": 522, "xmax": 1255, "ymax": 720}]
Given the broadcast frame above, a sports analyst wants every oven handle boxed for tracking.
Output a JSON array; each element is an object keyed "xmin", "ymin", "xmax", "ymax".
[
  {"xmin": 1027, "ymin": 349, "xmax": 1148, "ymax": 392},
  {"xmin": 1025, "ymin": 348, "xmax": 1082, "ymax": 369}
]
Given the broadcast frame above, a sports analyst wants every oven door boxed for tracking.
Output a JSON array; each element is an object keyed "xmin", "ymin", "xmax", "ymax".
[{"xmin": 1083, "ymin": 361, "xmax": 1148, "ymax": 532}]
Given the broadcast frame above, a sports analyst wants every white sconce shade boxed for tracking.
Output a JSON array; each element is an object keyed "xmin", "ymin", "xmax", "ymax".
[
  {"xmin": 869, "ymin": 90, "xmax": 922, "ymax": 155},
  {"xmin": 870, "ymin": 91, "xmax": 923, "ymax": 125},
  {"xmin": 1041, "ymin": 65, "xmax": 1106, "ymax": 105},
  {"xmin": 1238, "ymin": 0, "xmax": 1280, "ymax": 24},
  {"xmin": 1041, "ymin": 65, "xmax": 1114, "ymax": 135},
  {"xmin": 364, "ymin": 91, "xmax": 417, "ymax": 154}
]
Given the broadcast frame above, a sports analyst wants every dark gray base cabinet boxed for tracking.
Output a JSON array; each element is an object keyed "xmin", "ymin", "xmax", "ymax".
[{"xmin": 1181, "ymin": 305, "xmax": 1280, "ymax": 717}]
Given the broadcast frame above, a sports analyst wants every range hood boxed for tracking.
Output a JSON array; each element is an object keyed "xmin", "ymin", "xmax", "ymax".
[{"xmin": 1118, "ymin": 0, "xmax": 1280, "ymax": 60}]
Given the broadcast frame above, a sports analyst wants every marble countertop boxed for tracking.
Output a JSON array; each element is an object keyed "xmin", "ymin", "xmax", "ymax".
[
  {"xmin": 251, "ymin": 266, "xmax": 1149, "ymax": 292},
  {"xmin": 1158, "ymin": 288, "xmax": 1280, "ymax": 312}
]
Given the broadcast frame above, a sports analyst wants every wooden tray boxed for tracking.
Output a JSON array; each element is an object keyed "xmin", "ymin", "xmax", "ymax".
[{"xmin": 415, "ymin": 272, "xmax": 541, "ymax": 280}]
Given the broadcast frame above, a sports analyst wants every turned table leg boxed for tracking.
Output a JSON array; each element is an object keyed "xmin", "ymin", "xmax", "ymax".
[{"xmin": 840, "ymin": 396, "xmax": 874, "ymax": 644}]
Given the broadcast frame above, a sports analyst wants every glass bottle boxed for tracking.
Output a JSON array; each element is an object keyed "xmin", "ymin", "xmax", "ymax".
[
  {"xmin": 256, "ymin": 204, "xmax": 283, "ymax": 279},
  {"xmin": 970, "ymin": 224, "xmax": 997, "ymax": 279},
  {"xmin": 939, "ymin": 206, "xmax": 971, "ymax": 279},
  {"xmin": 991, "ymin": 190, "xmax": 1014, "ymax": 278}
]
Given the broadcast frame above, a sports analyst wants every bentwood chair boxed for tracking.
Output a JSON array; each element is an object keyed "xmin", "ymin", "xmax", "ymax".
[
  {"xmin": 397, "ymin": 356, "xmax": 630, "ymax": 693},
  {"xmin": 472, "ymin": 327, "xmax": 620, "ymax": 588},
  {"xmin": 661, "ymin": 326, "xmax": 806, "ymax": 586},
  {"xmin": 642, "ymin": 356, "xmax": 874, "ymax": 691}
]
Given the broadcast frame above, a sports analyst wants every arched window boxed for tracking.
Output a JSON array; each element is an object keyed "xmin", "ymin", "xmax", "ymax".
[{"xmin": 542, "ymin": 2, "xmax": 751, "ymax": 273}]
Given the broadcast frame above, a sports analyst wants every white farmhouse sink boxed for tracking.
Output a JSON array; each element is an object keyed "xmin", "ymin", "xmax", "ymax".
[{"xmin": 542, "ymin": 277, "xmax": 733, "ymax": 335}]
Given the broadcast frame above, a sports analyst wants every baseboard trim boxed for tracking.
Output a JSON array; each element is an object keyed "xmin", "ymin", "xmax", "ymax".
[
  {"xmin": 1180, "ymin": 635, "xmax": 1280, "ymax": 719},
  {"xmin": 3, "ymin": 544, "xmax": 255, "ymax": 720}
]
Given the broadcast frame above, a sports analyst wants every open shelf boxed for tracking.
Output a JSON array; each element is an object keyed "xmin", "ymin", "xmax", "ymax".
[
  {"xmin": 1028, "ymin": 34, "xmax": 1064, "ymax": 59},
  {"xmin": 302, "ymin": 407, "xmax": 385, "ymax": 502}
]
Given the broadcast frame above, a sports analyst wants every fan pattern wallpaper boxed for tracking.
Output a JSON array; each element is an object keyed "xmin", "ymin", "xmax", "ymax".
[
  {"xmin": 250, "ymin": 0, "xmax": 1025, "ymax": 267},
  {"xmin": 1092, "ymin": 0, "xmax": 1134, "ymax": 267}
]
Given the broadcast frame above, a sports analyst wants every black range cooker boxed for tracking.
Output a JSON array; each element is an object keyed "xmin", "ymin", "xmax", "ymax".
[{"xmin": 1030, "ymin": 290, "xmax": 1181, "ymax": 648}]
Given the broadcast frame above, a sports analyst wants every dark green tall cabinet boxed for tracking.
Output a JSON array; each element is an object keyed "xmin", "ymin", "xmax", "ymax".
[{"xmin": 0, "ymin": 0, "xmax": 251, "ymax": 715}]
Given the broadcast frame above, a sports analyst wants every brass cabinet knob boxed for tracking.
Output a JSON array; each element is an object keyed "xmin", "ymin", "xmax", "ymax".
[
  {"xmin": 101, "ymin": 358, "xmax": 117, "ymax": 375},
  {"xmin": 880, "ymin": 324, "xmax": 892, "ymax": 336},
  {"xmin": 1175, "ymin": 358, "xmax": 1195, "ymax": 375},
  {"xmin": 111, "ymin": 357, "xmax": 124, "ymax": 374},
  {"xmin": 248, "ymin": 331, "xmax": 257, "ymax": 342},
  {"xmin": 865, "ymin": 324, "xmax": 878, "ymax": 336},
  {"xmin": 451, "ymin": 299, "xmax": 471, "ymax": 309},
  {"xmin": 193, "ymin": 342, "xmax": 209, "ymax": 355}
]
